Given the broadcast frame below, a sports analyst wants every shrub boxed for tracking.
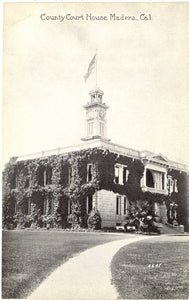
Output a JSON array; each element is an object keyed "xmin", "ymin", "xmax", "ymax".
[
  {"xmin": 13, "ymin": 212, "xmax": 30, "ymax": 229},
  {"xmin": 87, "ymin": 208, "xmax": 101, "ymax": 229}
]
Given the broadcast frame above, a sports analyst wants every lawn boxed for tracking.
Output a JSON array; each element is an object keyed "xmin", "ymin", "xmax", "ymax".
[
  {"xmin": 111, "ymin": 235, "xmax": 189, "ymax": 299},
  {"xmin": 2, "ymin": 230, "xmax": 127, "ymax": 299}
]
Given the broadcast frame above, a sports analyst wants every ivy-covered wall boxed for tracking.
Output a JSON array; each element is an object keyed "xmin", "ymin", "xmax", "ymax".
[
  {"xmin": 167, "ymin": 169, "xmax": 189, "ymax": 231},
  {"xmin": 2, "ymin": 148, "xmax": 189, "ymax": 231}
]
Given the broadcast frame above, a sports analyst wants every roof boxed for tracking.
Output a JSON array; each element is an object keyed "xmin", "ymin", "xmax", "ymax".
[{"xmin": 15, "ymin": 138, "xmax": 188, "ymax": 172}]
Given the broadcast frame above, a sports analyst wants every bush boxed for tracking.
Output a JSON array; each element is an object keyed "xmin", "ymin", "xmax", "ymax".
[
  {"xmin": 13, "ymin": 213, "xmax": 31, "ymax": 229},
  {"xmin": 2, "ymin": 215, "xmax": 15, "ymax": 230},
  {"xmin": 87, "ymin": 208, "xmax": 101, "ymax": 229}
]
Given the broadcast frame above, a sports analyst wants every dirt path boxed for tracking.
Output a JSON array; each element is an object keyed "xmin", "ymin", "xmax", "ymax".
[{"xmin": 28, "ymin": 235, "xmax": 153, "ymax": 300}]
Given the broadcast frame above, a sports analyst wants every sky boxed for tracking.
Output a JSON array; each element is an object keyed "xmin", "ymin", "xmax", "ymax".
[{"xmin": 3, "ymin": 2, "xmax": 189, "ymax": 168}]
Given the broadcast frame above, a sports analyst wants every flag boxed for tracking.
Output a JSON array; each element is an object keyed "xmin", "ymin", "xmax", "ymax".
[{"xmin": 84, "ymin": 54, "xmax": 96, "ymax": 82}]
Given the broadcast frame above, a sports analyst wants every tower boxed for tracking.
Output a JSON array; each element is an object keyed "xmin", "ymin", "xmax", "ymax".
[{"xmin": 82, "ymin": 88, "xmax": 110, "ymax": 141}]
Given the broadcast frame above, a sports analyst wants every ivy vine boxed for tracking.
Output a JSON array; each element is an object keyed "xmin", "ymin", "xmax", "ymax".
[{"xmin": 2, "ymin": 148, "xmax": 189, "ymax": 231}]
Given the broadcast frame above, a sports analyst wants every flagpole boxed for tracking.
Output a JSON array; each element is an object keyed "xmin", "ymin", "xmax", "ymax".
[{"xmin": 95, "ymin": 49, "xmax": 98, "ymax": 87}]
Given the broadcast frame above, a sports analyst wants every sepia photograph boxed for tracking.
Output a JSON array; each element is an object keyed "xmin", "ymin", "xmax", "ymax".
[{"xmin": 2, "ymin": 2, "xmax": 189, "ymax": 299}]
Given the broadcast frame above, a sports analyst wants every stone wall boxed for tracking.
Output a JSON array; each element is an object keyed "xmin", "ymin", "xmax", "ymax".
[{"xmin": 96, "ymin": 189, "xmax": 128, "ymax": 228}]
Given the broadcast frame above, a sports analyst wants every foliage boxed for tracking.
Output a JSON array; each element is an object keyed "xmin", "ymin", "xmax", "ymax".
[
  {"xmin": 97, "ymin": 151, "xmax": 144, "ymax": 200},
  {"xmin": 87, "ymin": 208, "xmax": 101, "ymax": 229},
  {"xmin": 126, "ymin": 199, "xmax": 152, "ymax": 219},
  {"xmin": 167, "ymin": 169, "xmax": 189, "ymax": 231},
  {"xmin": 2, "ymin": 189, "xmax": 17, "ymax": 229},
  {"xmin": 2, "ymin": 148, "xmax": 189, "ymax": 231}
]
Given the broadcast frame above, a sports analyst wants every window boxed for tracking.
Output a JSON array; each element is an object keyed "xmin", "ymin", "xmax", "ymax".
[
  {"xmin": 98, "ymin": 95, "xmax": 102, "ymax": 103},
  {"xmin": 162, "ymin": 174, "xmax": 165, "ymax": 190},
  {"xmin": 124, "ymin": 197, "xmax": 127, "ymax": 215},
  {"xmin": 146, "ymin": 169, "xmax": 166, "ymax": 190},
  {"xmin": 174, "ymin": 179, "xmax": 178, "ymax": 192},
  {"xmin": 91, "ymin": 95, "xmax": 95, "ymax": 103},
  {"xmin": 168, "ymin": 177, "xmax": 178, "ymax": 193},
  {"xmin": 28, "ymin": 199, "xmax": 31, "ymax": 215},
  {"xmin": 40, "ymin": 167, "xmax": 52, "ymax": 186},
  {"xmin": 100, "ymin": 122, "xmax": 104, "ymax": 136},
  {"xmin": 116, "ymin": 196, "xmax": 121, "ymax": 215},
  {"xmin": 86, "ymin": 195, "xmax": 93, "ymax": 214},
  {"xmin": 123, "ymin": 167, "xmax": 129, "ymax": 185},
  {"xmin": 25, "ymin": 178, "xmax": 30, "ymax": 188},
  {"xmin": 38, "ymin": 167, "xmax": 45, "ymax": 186},
  {"xmin": 88, "ymin": 122, "xmax": 93, "ymax": 136},
  {"xmin": 12, "ymin": 173, "xmax": 18, "ymax": 189},
  {"xmin": 15, "ymin": 176, "xmax": 18, "ymax": 188},
  {"xmin": 46, "ymin": 167, "xmax": 52, "ymax": 185},
  {"xmin": 68, "ymin": 167, "xmax": 72, "ymax": 184},
  {"xmin": 38, "ymin": 167, "xmax": 52, "ymax": 186},
  {"xmin": 44, "ymin": 199, "xmax": 48, "ymax": 215},
  {"xmin": 49, "ymin": 200, "xmax": 54, "ymax": 214},
  {"xmin": 15, "ymin": 201, "xmax": 17, "ymax": 214},
  {"xmin": 114, "ymin": 164, "xmax": 129, "ymax": 185},
  {"xmin": 167, "ymin": 176, "xmax": 174, "ymax": 194},
  {"xmin": 87, "ymin": 164, "xmax": 93, "ymax": 182},
  {"xmin": 116, "ymin": 196, "xmax": 128, "ymax": 215},
  {"xmin": 146, "ymin": 170, "xmax": 154, "ymax": 188},
  {"xmin": 114, "ymin": 165, "xmax": 119, "ymax": 184},
  {"xmin": 68, "ymin": 199, "xmax": 72, "ymax": 215}
]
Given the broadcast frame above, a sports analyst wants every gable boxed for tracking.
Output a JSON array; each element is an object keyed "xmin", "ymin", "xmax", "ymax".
[{"xmin": 152, "ymin": 155, "xmax": 168, "ymax": 162}]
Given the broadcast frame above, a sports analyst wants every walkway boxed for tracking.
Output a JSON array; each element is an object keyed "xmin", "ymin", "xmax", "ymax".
[
  {"xmin": 160, "ymin": 224, "xmax": 185, "ymax": 235},
  {"xmin": 28, "ymin": 235, "xmax": 153, "ymax": 300}
]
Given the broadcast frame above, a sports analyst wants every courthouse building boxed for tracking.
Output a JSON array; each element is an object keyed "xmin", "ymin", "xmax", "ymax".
[{"xmin": 3, "ymin": 88, "xmax": 189, "ymax": 230}]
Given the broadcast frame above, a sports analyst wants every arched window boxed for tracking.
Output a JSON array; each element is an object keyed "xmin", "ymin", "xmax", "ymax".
[{"xmin": 146, "ymin": 170, "xmax": 154, "ymax": 188}]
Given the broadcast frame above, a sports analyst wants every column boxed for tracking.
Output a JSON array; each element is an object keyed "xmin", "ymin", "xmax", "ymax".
[{"xmin": 143, "ymin": 166, "xmax": 147, "ymax": 187}]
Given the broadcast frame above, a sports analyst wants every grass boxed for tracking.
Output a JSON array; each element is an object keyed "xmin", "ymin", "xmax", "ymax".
[
  {"xmin": 2, "ymin": 230, "xmax": 127, "ymax": 299},
  {"xmin": 111, "ymin": 235, "xmax": 189, "ymax": 299}
]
